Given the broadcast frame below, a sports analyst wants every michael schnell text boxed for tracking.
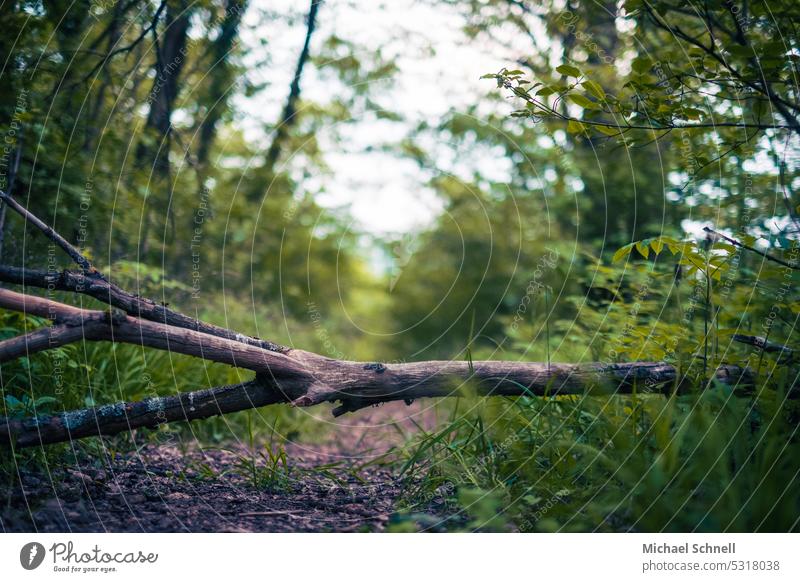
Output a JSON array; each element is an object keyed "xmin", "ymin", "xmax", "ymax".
[{"xmin": 643, "ymin": 542, "xmax": 736, "ymax": 555}]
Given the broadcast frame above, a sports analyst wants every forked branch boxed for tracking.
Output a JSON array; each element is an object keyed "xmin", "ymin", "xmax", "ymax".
[{"xmin": 0, "ymin": 190, "xmax": 759, "ymax": 449}]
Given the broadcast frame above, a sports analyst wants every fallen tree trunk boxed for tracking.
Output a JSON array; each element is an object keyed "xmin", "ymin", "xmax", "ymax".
[
  {"xmin": 0, "ymin": 187, "xmax": 762, "ymax": 449},
  {"xmin": 1, "ymin": 363, "xmax": 751, "ymax": 448}
]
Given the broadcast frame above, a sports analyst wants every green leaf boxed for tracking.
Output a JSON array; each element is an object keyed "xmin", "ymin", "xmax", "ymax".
[
  {"xmin": 34, "ymin": 396, "xmax": 57, "ymax": 407},
  {"xmin": 650, "ymin": 239, "xmax": 664, "ymax": 255},
  {"xmin": 568, "ymin": 94, "xmax": 600, "ymax": 109},
  {"xmin": 595, "ymin": 125, "xmax": 620, "ymax": 136},
  {"xmin": 712, "ymin": 242, "xmax": 736, "ymax": 254},
  {"xmin": 567, "ymin": 119, "xmax": 587, "ymax": 134},
  {"xmin": 728, "ymin": 45, "xmax": 753, "ymax": 58},
  {"xmin": 556, "ymin": 64, "xmax": 581, "ymax": 78},
  {"xmin": 582, "ymin": 80, "xmax": 606, "ymax": 100},
  {"xmin": 635, "ymin": 240, "xmax": 650, "ymax": 258},
  {"xmin": 631, "ymin": 58, "xmax": 651, "ymax": 74},
  {"xmin": 4, "ymin": 395, "xmax": 22, "ymax": 408},
  {"xmin": 612, "ymin": 243, "xmax": 635, "ymax": 262},
  {"xmin": 682, "ymin": 108, "xmax": 704, "ymax": 120}
]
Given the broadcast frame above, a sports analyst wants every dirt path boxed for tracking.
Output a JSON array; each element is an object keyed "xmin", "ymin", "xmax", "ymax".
[{"xmin": 2, "ymin": 401, "xmax": 450, "ymax": 532}]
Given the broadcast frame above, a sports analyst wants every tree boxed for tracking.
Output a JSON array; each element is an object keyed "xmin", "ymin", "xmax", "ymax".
[{"xmin": 486, "ymin": 0, "xmax": 800, "ymax": 231}]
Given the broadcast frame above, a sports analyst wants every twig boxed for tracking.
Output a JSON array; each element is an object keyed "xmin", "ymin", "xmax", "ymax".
[
  {"xmin": 67, "ymin": 0, "xmax": 169, "ymax": 92},
  {"xmin": 0, "ymin": 132, "xmax": 24, "ymax": 258},
  {"xmin": 703, "ymin": 226, "xmax": 799, "ymax": 270},
  {"xmin": 239, "ymin": 511, "xmax": 304, "ymax": 518},
  {"xmin": 0, "ymin": 189, "xmax": 97, "ymax": 274}
]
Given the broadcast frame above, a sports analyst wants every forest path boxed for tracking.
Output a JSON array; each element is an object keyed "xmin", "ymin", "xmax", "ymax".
[{"xmin": 2, "ymin": 401, "xmax": 445, "ymax": 532}]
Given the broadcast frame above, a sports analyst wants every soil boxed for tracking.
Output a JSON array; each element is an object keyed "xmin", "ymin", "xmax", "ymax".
[{"xmin": 1, "ymin": 401, "xmax": 456, "ymax": 533}]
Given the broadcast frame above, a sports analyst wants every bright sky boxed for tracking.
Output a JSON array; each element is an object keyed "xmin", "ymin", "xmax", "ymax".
[{"xmin": 236, "ymin": 0, "xmax": 519, "ymax": 235}]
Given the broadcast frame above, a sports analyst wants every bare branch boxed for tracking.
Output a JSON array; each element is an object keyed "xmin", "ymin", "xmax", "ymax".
[
  {"xmin": 0, "ymin": 265, "xmax": 287, "ymax": 354},
  {"xmin": 0, "ymin": 379, "xmax": 280, "ymax": 448},
  {"xmin": 732, "ymin": 333, "xmax": 793, "ymax": 357},
  {"xmin": 0, "ymin": 324, "xmax": 89, "ymax": 362},
  {"xmin": 0, "ymin": 190, "xmax": 96, "ymax": 273},
  {"xmin": 70, "ymin": 0, "xmax": 169, "ymax": 92},
  {"xmin": 0, "ymin": 287, "xmax": 307, "ymax": 381}
]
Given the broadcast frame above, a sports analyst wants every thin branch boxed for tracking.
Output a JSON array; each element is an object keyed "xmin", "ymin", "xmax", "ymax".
[
  {"xmin": 68, "ymin": 0, "xmax": 169, "ymax": 92},
  {"xmin": 677, "ymin": 129, "xmax": 760, "ymax": 192},
  {"xmin": 509, "ymin": 83, "xmax": 795, "ymax": 132},
  {"xmin": 703, "ymin": 226, "xmax": 799, "ymax": 270},
  {"xmin": 0, "ymin": 190, "xmax": 97, "ymax": 274},
  {"xmin": 0, "ymin": 323, "xmax": 94, "ymax": 362},
  {"xmin": 0, "ymin": 267, "xmax": 286, "ymax": 355},
  {"xmin": 83, "ymin": 0, "xmax": 142, "ymax": 54},
  {"xmin": 642, "ymin": 5, "xmax": 800, "ymax": 129},
  {"xmin": 0, "ymin": 133, "xmax": 23, "ymax": 257}
]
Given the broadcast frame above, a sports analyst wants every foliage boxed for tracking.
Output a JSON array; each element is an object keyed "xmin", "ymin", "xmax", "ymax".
[{"xmin": 398, "ymin": 384, "xmax": 800, "ymax": 532}]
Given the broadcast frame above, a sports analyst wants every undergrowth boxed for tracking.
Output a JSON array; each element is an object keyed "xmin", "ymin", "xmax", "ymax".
[{"xmin": 3, "ymin": 238, "xmax": 800, "ymax": 533}]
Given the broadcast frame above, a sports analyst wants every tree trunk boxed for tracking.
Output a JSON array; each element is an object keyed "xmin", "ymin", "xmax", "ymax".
[
  {"xmin": 262, "ymin": 0, "xmax": 321, "ymax": 175},
  {"xmin": 137, "ymin": 0, "xmax": 192, "ymax": 258},
  {"xmin": 0, "ymin": 362, "xmax": 752, "ymax": 448},
  {"xmin": 196, "ymin": 0, "xmax": 248, "ymax": 168}
]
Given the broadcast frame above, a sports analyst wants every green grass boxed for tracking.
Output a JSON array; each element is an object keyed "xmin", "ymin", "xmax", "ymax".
[
  {"xmin": 3, "ymin": 254, "xmax": 800, "ymax": 533},
  {"xmin": 392, "ymin": 379, "xmax": 800, "ymax": 532}
]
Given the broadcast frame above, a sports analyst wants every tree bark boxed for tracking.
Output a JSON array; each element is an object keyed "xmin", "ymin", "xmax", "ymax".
[
  {"xmin": 0, "ymin": 380, "xmax": 276, "ymax": 448},
  {"xmin": 136, "ymin": 0, "xmax": 192, "ymax": 257},
  {"xmin": 0, "ymin": 361, "xmax": 752, "ymax": 448},
  {"xmin": 0, "ymin": 287, "xmax": 304, "ymax": 378}
]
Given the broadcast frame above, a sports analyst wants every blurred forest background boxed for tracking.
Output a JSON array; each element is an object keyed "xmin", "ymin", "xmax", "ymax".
[{"xmin": 2, "ymin": 0, "xmax": 800, "ymax": 532}]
